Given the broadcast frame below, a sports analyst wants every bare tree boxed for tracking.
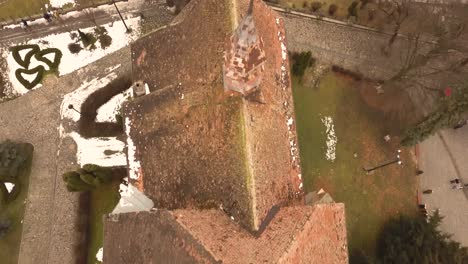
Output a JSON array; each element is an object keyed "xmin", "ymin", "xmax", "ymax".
[
  {"xmin": 381, "ymin": 2, "xmax": 468, "ymax": 109},
  {"xmin": 378, "ymin": 0, "xmax": 410, "ymax": 51}
]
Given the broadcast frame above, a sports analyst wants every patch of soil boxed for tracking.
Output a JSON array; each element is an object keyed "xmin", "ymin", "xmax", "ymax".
[
  {"xmin": 358, "ymin": 81, "xmax": 421, "ymax": 135},
  {"xmin": 78, "ymin": 75, "xmax": 131, "ymax": 138}
]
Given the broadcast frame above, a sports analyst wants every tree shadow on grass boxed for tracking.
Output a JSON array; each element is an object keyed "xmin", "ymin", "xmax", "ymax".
[{"xmin": 78, "ymin": 75, "xmax": 132, "ymax": 138}]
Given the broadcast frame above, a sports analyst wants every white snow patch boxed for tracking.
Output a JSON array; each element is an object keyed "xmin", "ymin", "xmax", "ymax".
[
  {"xmin": 96, "ymin": 87, "xmax": 132, "ymax": 122},
  {"xmin": 144, "ymin": 83, "xmax": 150, "ymax": 94},
  {"xmin": 68, "ymin": 132, "xmax": 126, "ymax": 166},
  {"xmin": 96, "ymin": 247, "xmax": 103, "ymax": 262},
  {"xmin": 321, "ymin": 116, "xmax": 337, "ymax": 162},
  {"xmin": 61, "ymin": 70, "xmax": 119, "ymax": 122},
  {"xmin": 125, "ymin": 117, "xmax": 142, "ymax": 180},
  {"xmin": 50, "ymin": 0, "xmax": 75, "ymax": 8},
  {"xmin": 59, "ymin": 68, "xmax": 129, "ymax": 167},
  {"xmin": 20, "ymin": 71, "xmax": 40, "ymax": 82},
  {"xmin": 3, "ymin": 16, "xmax": 140, "ymax": 96},
  {"xmin": 5, "ymin": 183, "xmax": 15, "ymax": 193},
  {"xmin": 112, "ymin": 178, "xmax": 154, "ymax": 214},
  {"xmin": 43, "ymin": 52, "xmax": 56, "ymax": 62}
]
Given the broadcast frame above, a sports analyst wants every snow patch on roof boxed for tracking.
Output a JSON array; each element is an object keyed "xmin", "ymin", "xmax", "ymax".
[{"xmin": 125, "ymin": 117, "xmax": 142, "ymax": 180}]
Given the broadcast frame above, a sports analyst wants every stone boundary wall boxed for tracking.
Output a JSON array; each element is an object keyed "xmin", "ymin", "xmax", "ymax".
[{"xmin": 281, "ymin": 11, "xmax": 435, "ymax": 81}]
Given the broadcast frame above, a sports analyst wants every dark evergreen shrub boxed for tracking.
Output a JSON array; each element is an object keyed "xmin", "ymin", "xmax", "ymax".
[
  {"xmin": 348, "ymin": 1, "xmax": 359, "ymax": 17},
  {"xmin": 310, "ymin": 2, "xmax": 322, "ymax": 12},
  {"xmin": 34, "ymin": 48, "xmax": 62, "ymax": 73},
  {"xmin": 9, "ymin": 44, "xmax": 40, "ymax": 68},
  {"xmin": 329, "ymin": 4, "xmax": 338, "ymax": 15},
  {"xmin": 98, "ymin": 34, "xmax": 112, "ymax": 49},
  {"xmin": 63, "ymin": 164, "xmax": 115, "ymax": 192},
  {"xmin": 68, "ymin": 43, "xmax": 82, "ymax": 54},
  {"xmin": 291, "ymin": 51, "xmax": 314, "ymax": 77}
]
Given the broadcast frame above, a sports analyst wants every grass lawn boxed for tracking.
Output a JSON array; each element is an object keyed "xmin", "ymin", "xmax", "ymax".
[
  {"xmin": 292, "ymin": 72, "xmax": 418, "ymax": 261},
  {"xmin": 0, "ymin": 0, "xmax": 48, "ymax": 21},
  {"xmin": 0, "ymin": 143, "xmax": 33, "ymax": 264},
  {"xmin": 86, "ymin": 178, "xmax": 121, "ymax": 264}
]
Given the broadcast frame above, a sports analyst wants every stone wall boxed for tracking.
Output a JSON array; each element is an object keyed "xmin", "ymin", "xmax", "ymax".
[{"xmin": 282, "ymin": 13, "xmax": 423, "ymax": 80}]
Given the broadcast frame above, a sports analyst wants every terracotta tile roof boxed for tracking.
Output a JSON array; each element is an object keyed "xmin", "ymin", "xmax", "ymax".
[{"xmin": 103, "ymin": 204, "xmax": 348, "ymax": 264}]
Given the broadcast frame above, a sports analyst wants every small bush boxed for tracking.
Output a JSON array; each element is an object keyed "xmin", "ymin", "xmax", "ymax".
[
  {"xmin": 63, "ymin": 171, "xmax": 94, "ymax": 192},
  {"xmin": 0, "ymin": 218, "xmax": 11, "ymax": 239},
  {"xmin": 68, "ymin": 43, "xmax": 82, "ymax": 54},
  {"xmin": 360, "ymin": 0, "xmax": 370, "ymax": 9},
  {"xmin": 98, "ymin": 34, "xmax": 112, "ymax": 49},
  {"xmin": 310, "ymin": 2, "xmax": 322, "ymax": 12},
  {"xmin": 291, "ymin": 51, "xmax": 315, "ymax": 77},
  {"xmin": 0, "ymin": 141, "xmax": 30, "ymax": 181},
  {"xmin": 368, "ymin": 9, "xmax": 375, "ymax": 21},
  {"xmin": 328, "ymin": 4, "xmax": 338, "ymax": 16},
  {"xmin": 63, "ymin": 164, "xmax": 115, "ymax": 192},
  {"xmin": 348, "ymin": 1, "xmax": 359, "ymax": 17},
  {"xmin": 302, "ymin": 2, "xmax": 308, "ymax": 8}
]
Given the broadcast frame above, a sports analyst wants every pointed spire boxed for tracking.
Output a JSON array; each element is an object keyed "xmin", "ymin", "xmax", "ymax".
[{"xmin": 247, "ymin": 0, "xmax": 254, "ymax": 15}]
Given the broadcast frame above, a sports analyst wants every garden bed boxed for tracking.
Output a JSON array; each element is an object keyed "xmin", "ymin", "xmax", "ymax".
[
  {"xmin": 0, "ymin": 142, "xmax": 34, "ymax": 264},
  {"xmin": 292, "ymin": 71, "xmax": 418, "ymax": 261}
]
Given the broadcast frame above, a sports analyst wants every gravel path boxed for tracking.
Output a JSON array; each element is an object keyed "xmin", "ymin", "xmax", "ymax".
[{"xmin": 420, "ymin": 126, "xmax": 468, "ymax": 247}]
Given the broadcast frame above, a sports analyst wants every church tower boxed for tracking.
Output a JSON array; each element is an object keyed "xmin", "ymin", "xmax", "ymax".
[{"xmin": 223, "ymin": 0, "xmax": 266, "ymax": 95}]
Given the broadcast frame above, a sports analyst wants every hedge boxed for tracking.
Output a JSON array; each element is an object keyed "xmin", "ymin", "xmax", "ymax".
[
  {"xmin": 15, "ymin": 66, "xmax": 45, "ymax": 90},
  {"xmin": 9, "ymin": 44, "xmax": 40, "ymax": 69},
  {"xmin": 34, "ymin": 48, "xmax": 63, "ymax": 73}
]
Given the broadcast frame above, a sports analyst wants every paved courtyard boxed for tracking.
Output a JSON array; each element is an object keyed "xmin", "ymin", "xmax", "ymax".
[
  {"xmin": 0, "ymin": 47, "xmax": 130, "ymax": 264},
  {"xmin": 420, "ymin": 126, "xmax": 468, "ymax": 247}
]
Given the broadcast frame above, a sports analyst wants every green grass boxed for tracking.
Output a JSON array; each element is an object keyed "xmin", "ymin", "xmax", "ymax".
[
  {"xmin": 86, "ymin": 178, "xmax": 121, "ymax": 264},
  {"xmin": 0, "ymin": 0, "xmax": 48, "ymax": 21},
  {"xmin": 0, "ymin": 144, "xmax": 33, "ymax": 264},
  {"xmin": 0, "ymin": 0, "xmax": 111, "ymax": 22},
  {"xmin": 292, "ymin": 72, "xmax": 417, "ymax": 261}
]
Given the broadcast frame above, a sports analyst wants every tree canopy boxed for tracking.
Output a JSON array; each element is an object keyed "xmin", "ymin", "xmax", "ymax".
[{"xmin": 377, "ymin": 212, "xmax": 468, "ymax": 264}]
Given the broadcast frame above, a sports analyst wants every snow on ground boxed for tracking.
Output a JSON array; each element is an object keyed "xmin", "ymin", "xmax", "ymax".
[
  {"xmin": 96, "ymin": 86, "xmax": 132, "ymax": 122},
  {"xmin": 50, "ymin": 0, "xmax": 75, "ymax": 8},
  {"xmin": 59, "ymin": 66, "xmax": 130, "ymax": 167},
  {"xmin": 96, "ymin": 247, "xmax": 103, "ymax": 262},
  {"xmin": 125, "ymin": 116, "xmax": 141, "ymax": 180},
  {"xmin": 5, "ymin": 183, "xmax": 15, "ymax": 193},
  {"xmin": 3, "ymin": 16, "xmax": 140, "ymax": 96},
  {"xmin": 321, "ymin": 116, "xmax": 337, "ymax": 162},
  {"xmin": 60, "ymin": 64, "xmax": 121, "ymax": 122},
  {"xmin": 68, "ymin": 132, "xmax": 126, "ymax": 166},
  {"xmin": 21, "ymin": 71, "xmax": 40, "ymax": 82}
]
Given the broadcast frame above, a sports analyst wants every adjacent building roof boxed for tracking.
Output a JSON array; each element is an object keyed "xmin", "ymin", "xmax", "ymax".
[{"xmin": 103, "ymin": 204, "xmax": 348, "ymax": 264}]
